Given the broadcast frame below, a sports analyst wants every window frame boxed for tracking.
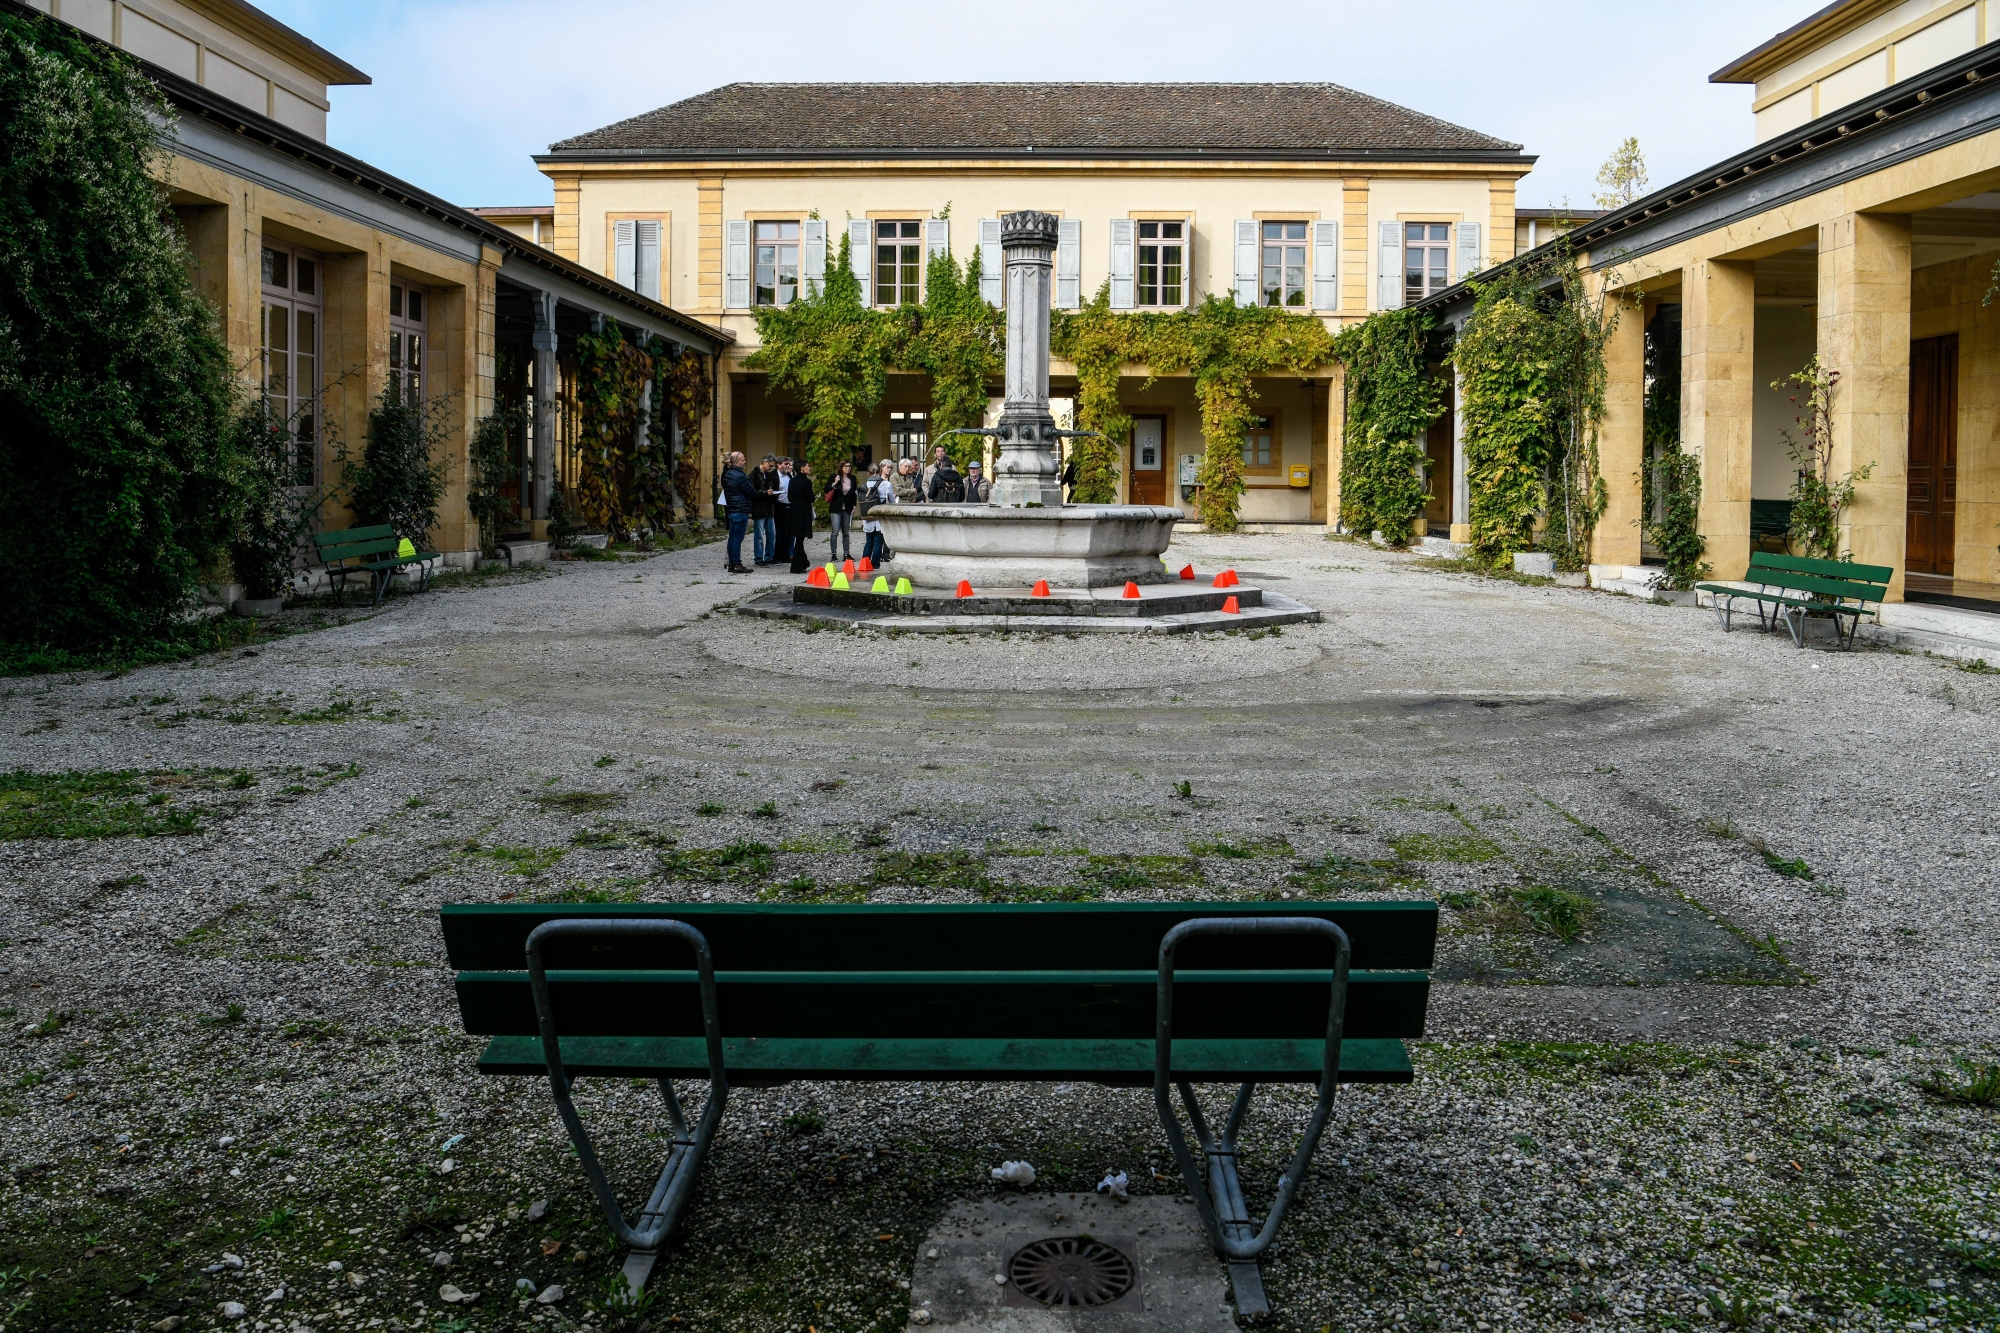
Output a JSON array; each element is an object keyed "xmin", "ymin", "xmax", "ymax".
[
  {"xmin": 1403, "ymin": 220, "xmax": 1454, "ymax": 307},
  {"xmin": 604, "ymin": 212, "xmax": 670, "ymax": 302},
  {"xmin": 888, "ymin": 408, "xmax": 929, "ymax": 461},
  {"xmin": 389, "ymin": 279, "xmax": 427, "ymax": 407},
  {"xmin": 1239, "ymin": 412, "xmax": 1282, "ymax": 477},
  {"xmin": 1259, "ymin": 220, "xmax": 1309, "ymax": 308},
  {"xmin": 872, "ymin": 217, "xmax": 925, "ymax": 308},
  {"xmin": 753, "ymin": 218, "xmax": 802, "ymax": 308},
  {"xmin": 259, "ymin": 240, "xmax": 322, "ymax": 487},
  {"xmin": 1134, "ymin": 215, "xmax": 1188, "ymax": 309}
]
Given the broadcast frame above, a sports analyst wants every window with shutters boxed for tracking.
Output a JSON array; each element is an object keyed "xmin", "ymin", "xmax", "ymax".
[
  {"xmin": 889, "ymin": 409, "xmax": 929, "ymax": 460},
  {"xmin": 608, "ymin": 216, "xmax": 665, "ymax": 301},
  {"xmin": 389, "ymin": 282, "xmax": 426, "ymax": 406},
  {"xmin": 875, "ymin": 220, "xmax": 923, "ymax": 306},
  {"xmin": 1136, "ymin": 220, "xmax": 1185, "ymax": 307},
  {"xmin": 1261, "ymin": 222, "xmax": 1308, "ymax": 307},
  {"xmin": 1240, "ymin": 414, "xmax": 1280, "ymax": 475},
  {"xmin": 259, "ymin": 242, "xmax": 321, "ymax": 485},
  {"xmin": 755, "ymin": 220, "xmax": 801, "ymax": 307},
  {"xmin": 1405, "ymin": 223, "xmax": 1452, "ymax": 305}
]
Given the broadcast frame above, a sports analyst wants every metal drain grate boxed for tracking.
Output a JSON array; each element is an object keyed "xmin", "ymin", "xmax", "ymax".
[{"xmin": 1008, "ymin": 1236, "xmax": 1137, "ymax": 1308}]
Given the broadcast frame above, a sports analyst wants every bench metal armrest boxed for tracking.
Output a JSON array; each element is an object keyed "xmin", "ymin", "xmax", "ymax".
[
  {"xmin": 1154, "ymin": 916, "xmax": 1351, "ymax": 1265},
  {"xmin": 525, "ymin": 919, "xmax": 729, "ymax": 1255}
]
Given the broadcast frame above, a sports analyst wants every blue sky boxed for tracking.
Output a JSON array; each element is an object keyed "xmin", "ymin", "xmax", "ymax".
[{"xmin": 258, "ymin": 0, "xmax": 1809, "ymax": 213}]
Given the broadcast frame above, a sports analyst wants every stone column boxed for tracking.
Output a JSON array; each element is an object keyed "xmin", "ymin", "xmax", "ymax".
[
  {"xmin": 531, "ymin": 290, "xmax": 558, "ymax": 523},
  {"xmin": 1593, "ymin": 292, "xmax": 1645, "ymax": 568},
  {"xmin": 1682, "ymin": 257, "xmax": 1756, "ymax": 581},
  {"xmin": 1818, "ymin": 212, "xmax": 1912, "ymax": 600},
  {"xmin": 992, "ymin": 211, "xmax": 1065, "ymax": 508}
]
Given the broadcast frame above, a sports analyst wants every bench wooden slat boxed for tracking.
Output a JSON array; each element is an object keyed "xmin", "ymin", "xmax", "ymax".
[
  {"xmin": 452, "ymin": 968, "xmax": 1430, "ymax": 1042},
  {"xmin": 1747, "ymin": 552, "xmax": 1893, "ymax": 583},
  {"xmin": 472, "ymin": 1033, "xmax": 1416, "ymax": 1085},
  {"xmin": 439, "ymin": 901, "xmax": 1438, "ymax": 974}
]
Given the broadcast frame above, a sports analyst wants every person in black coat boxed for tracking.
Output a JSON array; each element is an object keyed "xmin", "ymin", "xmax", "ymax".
[
  {"xmin": 787, "ymin": 461, "xmax": 817, "ymax": 574},
  {"xmin": 750, "ymin": 456, "xmax": 780, "ymax": 564}
]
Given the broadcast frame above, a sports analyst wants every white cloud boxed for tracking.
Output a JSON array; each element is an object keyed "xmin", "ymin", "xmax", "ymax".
[{"xmin": 259, "ymin": 0, "xmax": 1803, "ymax": 213}]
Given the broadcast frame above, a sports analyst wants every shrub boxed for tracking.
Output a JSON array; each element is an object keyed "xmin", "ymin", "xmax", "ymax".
[
  {"xmin": 1332, "ymin": 308, "xmax": 1440, "ymax": 543},
  {"xmin": 345, "ymin": 384, "xmax": 449, "ymax": 546},
  {"xmin": 466, "ymin": 408, "xmax": 519, "ymax": 558},
  {"xmin": 231, "ymin": 394, "xmax": 331, "ymax": 599},
  {"xmin": 0, "ymin": 11, "xmax": 242, "ymax": 651}
]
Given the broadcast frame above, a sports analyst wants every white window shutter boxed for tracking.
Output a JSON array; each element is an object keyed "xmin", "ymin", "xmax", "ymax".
[
  {"xmin": 613, "ymin": 219, "xmax": 635, "ymax": 288},
  {"xmin": 1378, "ymin": 221, "xmax": 1401, "ymax": 310},
  {"xmin": 725, "ymin": 219, "xmax": 750, "ymax": 309},
  {"xmin": 634, "ymin": 219, "xmax": 661, "ymax": 301},
  {"xmin": 1312, "ymin": 220, "xmax": 1338, "ymax": 311},
  {"xmin": 1233, "ymin": 219, "xmax": 1257, "ymax": 306},
  {"xmin": 978, "ymin": 219, "xmax": 1002, "ymax": 305},
  {"xmin": 802, "ymin": 218, "xmax": 827, "ymax": 298},
  {"xmin": 1055, "ymin": 218, "xmax": 1081, "ymax": 309},
  {"xmin": 1455, "ymin": 221, "xmax": 1482, "ymax": 284},
  {"xmin": 1109, "ymin": 219, "xmax": 1135, "ymax": 310},
  {"xmin": 927, "ymin": 218, "xmax": 950, "ymax": 263},
  {"xmin": 848, "ymin": 218, "xmax": 871, "ymax": 302}
]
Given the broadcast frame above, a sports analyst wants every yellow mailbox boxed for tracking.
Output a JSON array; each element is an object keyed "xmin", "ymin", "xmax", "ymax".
[{"xmin": 1287, "ymin": 464, "xmax": 1312, "ymax": 489}]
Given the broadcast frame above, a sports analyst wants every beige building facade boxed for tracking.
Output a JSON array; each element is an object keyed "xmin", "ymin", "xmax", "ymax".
[
  {"xmin": 1422, "ymin": 0, "xmax": 2000, "ymax": 621},
  {"xmin": 534, "ymin": 83, "xmax": 1533, "ymax": 525},
  {"xmin": 35, "ymin": 0, "xmax": 726, "ymax": 570}
]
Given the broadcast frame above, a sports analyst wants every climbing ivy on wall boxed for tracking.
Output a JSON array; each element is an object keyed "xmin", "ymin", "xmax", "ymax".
[
  {"xmin": 0, "ymin": 9, "xmax": 243, "ymax": 653},
  {"xmin": 573, "ymin": 319, "xmax": 651, "ymax": 533},
  {"xmin": 1051, "ymin": 291, "xmax": 1337, "ymax": 529},
  {"xmin": 900, "ymin": 248, "xmax": 1003, "ymax": 467},
  {"xmin": 748, "ymin": 231, "xmax": 899, "ymax": 483},
  {"xmin": 661, "ymin": 346, "xmax": 708, "ymax": 519},
  {"xmin": 1329, "ymin": 308, "xmax": 1441, "ymax": 543},
  {"xmin": 1452, "ymin": 250, "xmax": 1617, "ymax": 569}
]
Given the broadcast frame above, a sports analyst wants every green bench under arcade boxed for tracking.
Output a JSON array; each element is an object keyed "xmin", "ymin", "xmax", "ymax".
[
  {"xmin": 1749, "ymin": 499, "xmax": 1795, "ymax": 550},
  {"xmin": 314, "ymin": 524, "xmax": 438, "ymax": 606},
  {"xmin": 440, "ymin": 900, "xmax": 1438, "ymax": 1314},
  {"xmin": 1697, "ymin": 551, "xmax": 1891, "ymax": 650}
]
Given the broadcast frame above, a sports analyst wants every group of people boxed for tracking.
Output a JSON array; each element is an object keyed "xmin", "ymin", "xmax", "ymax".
[{"xmin": 716, "ymin": 446, "xmax": 994, "ymax": 575}]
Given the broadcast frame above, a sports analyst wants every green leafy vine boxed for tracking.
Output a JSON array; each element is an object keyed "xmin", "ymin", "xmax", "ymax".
[{"xmin": 1330, "ymin": 308, "xmax": 1440, "ymax": 543}]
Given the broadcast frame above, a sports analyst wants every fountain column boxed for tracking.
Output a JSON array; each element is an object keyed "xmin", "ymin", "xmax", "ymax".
[{"xmin": 990, "ymin": 211, "xmax": 1065, "ymax": 509}]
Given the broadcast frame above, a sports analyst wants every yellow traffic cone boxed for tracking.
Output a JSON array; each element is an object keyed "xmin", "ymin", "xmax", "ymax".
[
  {"xmin": 831, "ymin": 572, "xmax": 850, "ymax": 591},
  {"xmin": 894, "ymin": 577, "xmax": 913, "ymax": 594},
  {"xmin": 871, "ymin": 575, "xmax": 889, "ymax": 592}
]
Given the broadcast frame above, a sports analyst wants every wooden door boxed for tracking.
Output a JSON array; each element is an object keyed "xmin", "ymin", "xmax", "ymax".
[
  {"xmin": 1906, "ymin": 334, "xmax": 1958, "ymax": 576},
  {"xmin": 1423, "ymin": 391, "xmax": 1454, "ymax": 528},
  {"xmin": 1130, "ymin": 417, "xmax": 1166, "ymax": 505}
]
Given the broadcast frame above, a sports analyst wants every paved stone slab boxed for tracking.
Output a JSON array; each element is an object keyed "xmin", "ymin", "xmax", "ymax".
[
  {"xmin": 737, "ymin": 588, "xmax": 1319, "ymax": 635},
  {"xmin": 908, "ymin": 1193, "xmax": 1237, "ymax": 1331}
]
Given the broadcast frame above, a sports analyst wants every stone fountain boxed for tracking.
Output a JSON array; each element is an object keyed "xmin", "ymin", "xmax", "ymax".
[
  {"xmin": 872, "ymin": 210, "xmax": 1181, "ymax": 590},
  {"xmin": 740, "ymin": 210, "xmax": 1318, "ymax": 634}
]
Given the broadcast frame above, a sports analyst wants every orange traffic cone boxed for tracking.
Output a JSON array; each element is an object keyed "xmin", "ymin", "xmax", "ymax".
[
  {"xmin": 842, "ymin": 559, "xmax": 857, "ymax": 577},
  {"xmin": 1031, "ymin": 580, "xmax": 1051, "ymax": 597},
  {"xmin": 1122, "ymin": 581, "xmax": 1141, "ymax": 599},
  {"xmin": 1221, "ymin": 595, "xmax": 1240, "ymax": 614},
  {"xmin": 956, "ymin": 579, "xmax": 975, "ymax": 598},
  {"xmin": 1211, "ymin": 572, "xmax": 1229, "ymax": 588},
  {"xmin": 858, "ymin": 557, "xmax": 873, "ymax": 573},
  {"xmin": 807, "ymin": 567, "xmax": 830, "ymax": 588},
  {"xmin": 1222, "ymin": 569, "xmax": 1240, "ymax": 587},
  {"xmin": 1179, "ymin": 564, "xmax": 1196, "ymax": 580}
]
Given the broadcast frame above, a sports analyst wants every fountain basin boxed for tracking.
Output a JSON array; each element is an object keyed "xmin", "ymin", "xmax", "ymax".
[{"xmin": 872, "ymin": 504, "xmax": 1182, "ymax": 589}]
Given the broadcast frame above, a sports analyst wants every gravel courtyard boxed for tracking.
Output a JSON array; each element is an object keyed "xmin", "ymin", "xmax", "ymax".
[{"xmin": 1, "ymin": 532, "xmax": 1995, "ymax": 1333}]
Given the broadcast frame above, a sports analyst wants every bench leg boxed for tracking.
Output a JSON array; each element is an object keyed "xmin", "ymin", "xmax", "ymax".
[
  {"xmin": 1155, "ymin": 917, "xmax": 1351, "ymax": 1318},
  {"xmin": 1711, "ymin": 594, "xmax": 1734, "ymax": 634},
  {"xmin": 526, "ymin": 920, "xmax": 730, "ymax": 1283}
]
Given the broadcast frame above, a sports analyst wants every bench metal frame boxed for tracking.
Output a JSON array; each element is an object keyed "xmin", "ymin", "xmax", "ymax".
[
  {"xmin": 518, "ymin": 912, "xmax": 1358, "ymax": 1312},
  {"xmin": 525, "ymin": 919, "xmax": 728, "ymax": 1290},
  {"xmin": 1709, "ymin": 585, "xmax": 1871, "ymax": 649},
  {"xmin": 1155, "ymin": 916, "xmax": 1351, "ymax": 1318}
]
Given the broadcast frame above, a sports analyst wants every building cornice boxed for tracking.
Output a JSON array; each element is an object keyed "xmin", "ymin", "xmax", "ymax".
[
  {"xmin": 1711, "ymin": 0, "xmax": 1887, "ymax": 84},
  {"xmin": 535, "ymin": 148, "xmax": 1536, "ymax": 170}
]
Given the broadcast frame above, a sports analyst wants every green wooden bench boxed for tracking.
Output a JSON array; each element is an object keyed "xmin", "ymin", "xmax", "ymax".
[
  {"xmin": 440, "ymin": 900, "xmax": 1437, "ymax": 1313},
  {"xmin": 1750, "ymin": 499, "xmax": 1795, "ymax": 551},
  {"xmin": 1697, "ymin": 551, "xmax": 1892, "ymax": 649},
  {"xmin": 313, "ymin": 524, "xmax": 438, "ymax": 606}
]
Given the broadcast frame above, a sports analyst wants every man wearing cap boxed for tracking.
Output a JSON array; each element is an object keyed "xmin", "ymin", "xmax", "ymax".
[{"xmin": 962, "ymin": 460, "xmax": 991, "ymax": 503}]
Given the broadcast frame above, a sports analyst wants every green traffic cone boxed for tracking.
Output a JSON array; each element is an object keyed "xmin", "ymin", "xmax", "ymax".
[
  {"xmin": 871, "ymin": 575, "xmax": 889, "ymax": 592},
  {"xmin": 831, "ymin": 572, "xmax": 850, "ymax": 591},
  {"xmin": 894, "ymin": 577, "xmax": 913, "ymax": 594}
]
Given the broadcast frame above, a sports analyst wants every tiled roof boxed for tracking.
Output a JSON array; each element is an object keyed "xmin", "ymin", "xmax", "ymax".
[{"xmin": 547, "ymin": 82, "xmax": 1526, "ymax": 159}]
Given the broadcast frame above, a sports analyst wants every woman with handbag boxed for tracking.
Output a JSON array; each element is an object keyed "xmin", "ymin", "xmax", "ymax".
[
  {"xmin": 860, "ymin": 459, "xmax": 895, "ymax": 566},
  {"xmin": 787, "ymin": 460, "xmax": 817, "ymax": 574}
]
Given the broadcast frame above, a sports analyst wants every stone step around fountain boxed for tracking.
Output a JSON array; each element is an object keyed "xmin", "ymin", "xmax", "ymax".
[{"xmin": 737, "ymin": 582, "xmax": 1320, "ymax": 635}]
